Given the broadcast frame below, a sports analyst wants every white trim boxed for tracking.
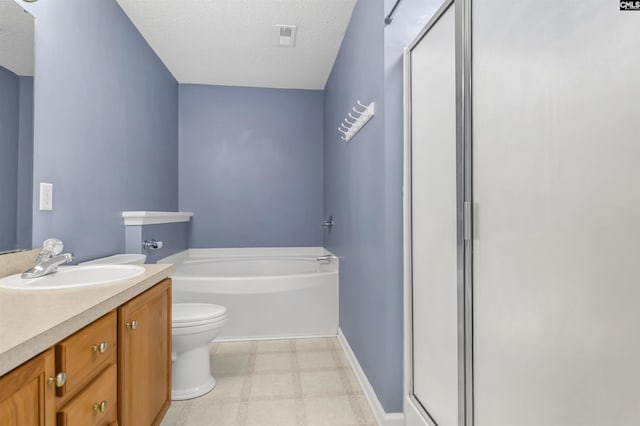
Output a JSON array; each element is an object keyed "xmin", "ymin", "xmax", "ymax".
[
  {"xmin": 403, "ymin": 38, "xmax": 436, "ymax": 426},
  {"xmin": 405, "ymin": 396, "xmax": 431, "ymax": 426},
  {"xmin": 121, "ymin": 211, "xmax": 193, "ymax": 226},
  {"xmin": 403, "ymin": 45, "xmax": 430, "ymax": 426},
  {"xmin": 337, "ymin": 328, "xmax": 405, "ymax": 426}
]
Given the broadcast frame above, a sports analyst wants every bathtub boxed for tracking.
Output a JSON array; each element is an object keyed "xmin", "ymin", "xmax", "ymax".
[{"xmin": 158, "ymin": 248, "xmax": 338, "ymax": 340}]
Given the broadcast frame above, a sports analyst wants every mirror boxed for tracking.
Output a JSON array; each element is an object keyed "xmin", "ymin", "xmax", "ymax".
[{"xmin": 0, "ymin": 0, "xmax": 34, "ymax": 253}]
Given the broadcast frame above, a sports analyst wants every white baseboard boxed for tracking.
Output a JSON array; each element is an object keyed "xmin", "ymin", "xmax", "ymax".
[{"xmin": 337, "ymin": 328, "xmax": 405, "ymax": 426}]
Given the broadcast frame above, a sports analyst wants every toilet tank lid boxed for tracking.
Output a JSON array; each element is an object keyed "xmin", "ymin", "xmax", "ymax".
[{"xmin": 173, "ymin": 303, "xmax": 227, "ymax": 324}]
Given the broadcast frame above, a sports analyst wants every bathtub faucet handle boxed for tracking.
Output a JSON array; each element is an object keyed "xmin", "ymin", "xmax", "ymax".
[
  {"xmin": 322, "ymin": 216, "xmax": 334, "ymax": 233},
  {"xmin": 143, "ymin": 239, "xmax": 164, "ymax": 250},
  {"xmin": 317, "ymin": 254, "xmax": 337, "ymax": 263}
]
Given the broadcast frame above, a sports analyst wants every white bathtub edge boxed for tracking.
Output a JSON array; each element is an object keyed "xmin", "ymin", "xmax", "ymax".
[
  {"xmin": 156, "ymin": 249, "xmax": 190, "ymax": 265},
  {"xmin": 338, "ymin": 328, "xmax": 405, "ymax": 426},
  {"xmin": 158, "ymin": 247, "xmax": 333, "ymax": 264}
]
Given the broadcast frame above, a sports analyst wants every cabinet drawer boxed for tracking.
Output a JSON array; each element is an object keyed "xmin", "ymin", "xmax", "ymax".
[
  {"xmin": 57, "ymin": 363, "xmax": 117, "ymax": 426},
  {"xmin": 55, "ymin": 310, "xmax": 117, "ymax": 399}
]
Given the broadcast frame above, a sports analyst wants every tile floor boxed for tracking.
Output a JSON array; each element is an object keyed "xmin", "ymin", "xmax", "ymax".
[{"xmin": 161, "ymin": 337, "xmax": 377, "ymax": 426}]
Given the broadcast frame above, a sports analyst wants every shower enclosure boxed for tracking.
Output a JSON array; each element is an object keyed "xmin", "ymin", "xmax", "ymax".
[{"xmin": 405, "ymin": 1, "xmax": 640, "ymax": 425}]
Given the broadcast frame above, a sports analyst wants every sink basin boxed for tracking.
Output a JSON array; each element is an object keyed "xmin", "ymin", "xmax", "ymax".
[{"xmin": 0, "ymin": 265, "xmax": 145, "ymax": 290}]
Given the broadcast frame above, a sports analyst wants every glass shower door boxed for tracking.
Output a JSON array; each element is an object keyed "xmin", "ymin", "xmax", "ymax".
[
  {"xmin": 472, "ymin": 1, "xmax": 640, "ymax": 425},
  {"xmin": 409, "ymin": 2, "xmax": 459, "ymax": 425}
]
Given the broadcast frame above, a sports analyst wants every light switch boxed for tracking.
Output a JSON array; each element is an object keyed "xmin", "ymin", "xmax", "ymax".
[{"xmin": 39, "ymin": 182, "xmax": 53, "ymax": 211}]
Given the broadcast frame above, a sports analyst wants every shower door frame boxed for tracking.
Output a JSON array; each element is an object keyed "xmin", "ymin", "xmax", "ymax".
[
  {"xmin": 403, "ymin": 0, "xmax": 474, "ymax": 424},
  {"xmin": 456, "ymin": 0, "xmax": 473, "ymax": 425}
]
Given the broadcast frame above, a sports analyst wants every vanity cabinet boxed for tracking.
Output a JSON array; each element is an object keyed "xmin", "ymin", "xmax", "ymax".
[
  {"xmin": 0, "ymin": 348, "xmax": 56, "ymax": 426},
  {"xmin": 118, "ymin": 278, "xmax": 171, "ymax": 426},
  {"xmin": 0, "ymin": 277, "xmax": 172, "ymax": 426}
]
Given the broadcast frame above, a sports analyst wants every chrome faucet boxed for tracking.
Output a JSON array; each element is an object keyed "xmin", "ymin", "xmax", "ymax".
[
  {"xmin": 22, "ymin": 239, "xmax": 74, "ymax": 279},
  {"xmin": 317, "ymin": 254, "xmax": 337, "ymax": 263}
]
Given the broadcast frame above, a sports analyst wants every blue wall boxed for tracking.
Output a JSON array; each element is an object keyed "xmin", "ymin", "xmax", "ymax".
[
  {"xmin": 27, "ymin": 0, "xmax": 179, "ymax": 262},
  {"xmin": 323, "ymin": 0, "xmax": 439, "ymax": 413},
  {"xmin": 17, "ymin": 76, "xmax": 34, "ymax": 249},
  {"xmin": 323, "ymin": 0, "xmax": 399, "ymax": 412},
  {"xmin": 0, "ymin": 66, "xmax": 20, "ymax": 252},
  {"xmin": 179, "ymin": 84, "xmax": 324, "ymax": 248}
]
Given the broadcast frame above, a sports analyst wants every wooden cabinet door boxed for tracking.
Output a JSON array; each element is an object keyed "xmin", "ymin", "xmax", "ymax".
[
  {"xmin": 118, "ymin": 279, "xmax": 171, "ymax": 426},
  {"xmin": 0, "ymin": 348, "xmax": 55, "ymax": 425}
]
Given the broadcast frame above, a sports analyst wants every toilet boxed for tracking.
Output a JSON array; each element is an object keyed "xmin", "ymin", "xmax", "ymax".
[
  {"xmin": 80, "ymin": 253, "xmax": 227, "ymax": 400},
  {"xmin": 171, "ymin": 303, "xmax": 227, "ymax": 400}
]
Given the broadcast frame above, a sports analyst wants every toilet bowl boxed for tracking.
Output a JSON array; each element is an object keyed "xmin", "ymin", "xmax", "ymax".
[{"xmin": 171, "ymin": 303, "xmax": 227, "ymax": 400}]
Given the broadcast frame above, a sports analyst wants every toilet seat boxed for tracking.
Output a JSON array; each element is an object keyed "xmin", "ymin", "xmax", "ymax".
[{"xmin": 172, "ymin": 303, "xmax": 227, "ymax": 328}]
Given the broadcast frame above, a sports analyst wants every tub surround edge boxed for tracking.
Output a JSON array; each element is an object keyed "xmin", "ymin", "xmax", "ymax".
[{"xmin": 157, "ymin": 247, "xmax": 333, "ymax": 263}]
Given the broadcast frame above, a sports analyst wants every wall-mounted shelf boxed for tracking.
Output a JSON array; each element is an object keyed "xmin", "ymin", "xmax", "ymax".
[{"xmin": 122, "ymin": 211, "xmax": 193, "ymax": 226}]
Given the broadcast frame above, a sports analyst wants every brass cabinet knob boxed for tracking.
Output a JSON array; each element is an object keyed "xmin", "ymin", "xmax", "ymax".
[
  {"xmin": 92, "ymin": 400, "xmax": 108, "ymax": 413},
  {"xmin": 47, "ymin": 372, "xmax": 66, "ymax": 387},
  {"xmin": 125, "ymin": 320, "xmax": 138, "ymax": 330},
  {"xmin": 92, "ymin": 341, "xmax": 108, "ymax": 353}
]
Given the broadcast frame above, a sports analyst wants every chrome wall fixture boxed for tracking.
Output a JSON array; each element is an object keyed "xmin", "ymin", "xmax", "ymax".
[
  {"xmin": 337, "ymin": 100, "xmax": 375, "ymax": 142},
  {"xmin": 143, "ymin": 239, "xmax": 164, "ymax": 250},
  {"xmin": 322, "ymin": 216, "xmax": 334, "ymax": 233}
]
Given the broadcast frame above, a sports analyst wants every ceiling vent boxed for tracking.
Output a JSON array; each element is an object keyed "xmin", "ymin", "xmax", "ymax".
[{"xmin": 276, "ymin": 24, "xmax": 297, "ymax": 48}]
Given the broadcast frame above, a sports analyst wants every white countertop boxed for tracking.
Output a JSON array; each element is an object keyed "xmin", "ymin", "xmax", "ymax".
[{"xmin": 0, "ymin": 263, "xmax": 175, "ymax": 376}]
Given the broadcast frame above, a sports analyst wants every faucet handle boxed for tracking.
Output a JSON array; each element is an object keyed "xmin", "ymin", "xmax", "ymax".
[
  {"xmin": 322, "ymin": 216, "xmax": 334, "ymax": 233},
  {"xmin": 42, "ymin": 238, "xmax": 63, "ymax": 255},
  {"xmin": 36, "ymin": 238, "xmax": 64, "ymax": 261}
]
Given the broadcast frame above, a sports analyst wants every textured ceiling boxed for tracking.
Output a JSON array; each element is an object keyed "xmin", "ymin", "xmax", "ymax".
[
  {"xmin": 116, "ymin": 0, "xmax": 357, "ymax": 90},
  {"xmin": 0, "ymin": 0, "xmax": 34, "ymax": 76}
]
